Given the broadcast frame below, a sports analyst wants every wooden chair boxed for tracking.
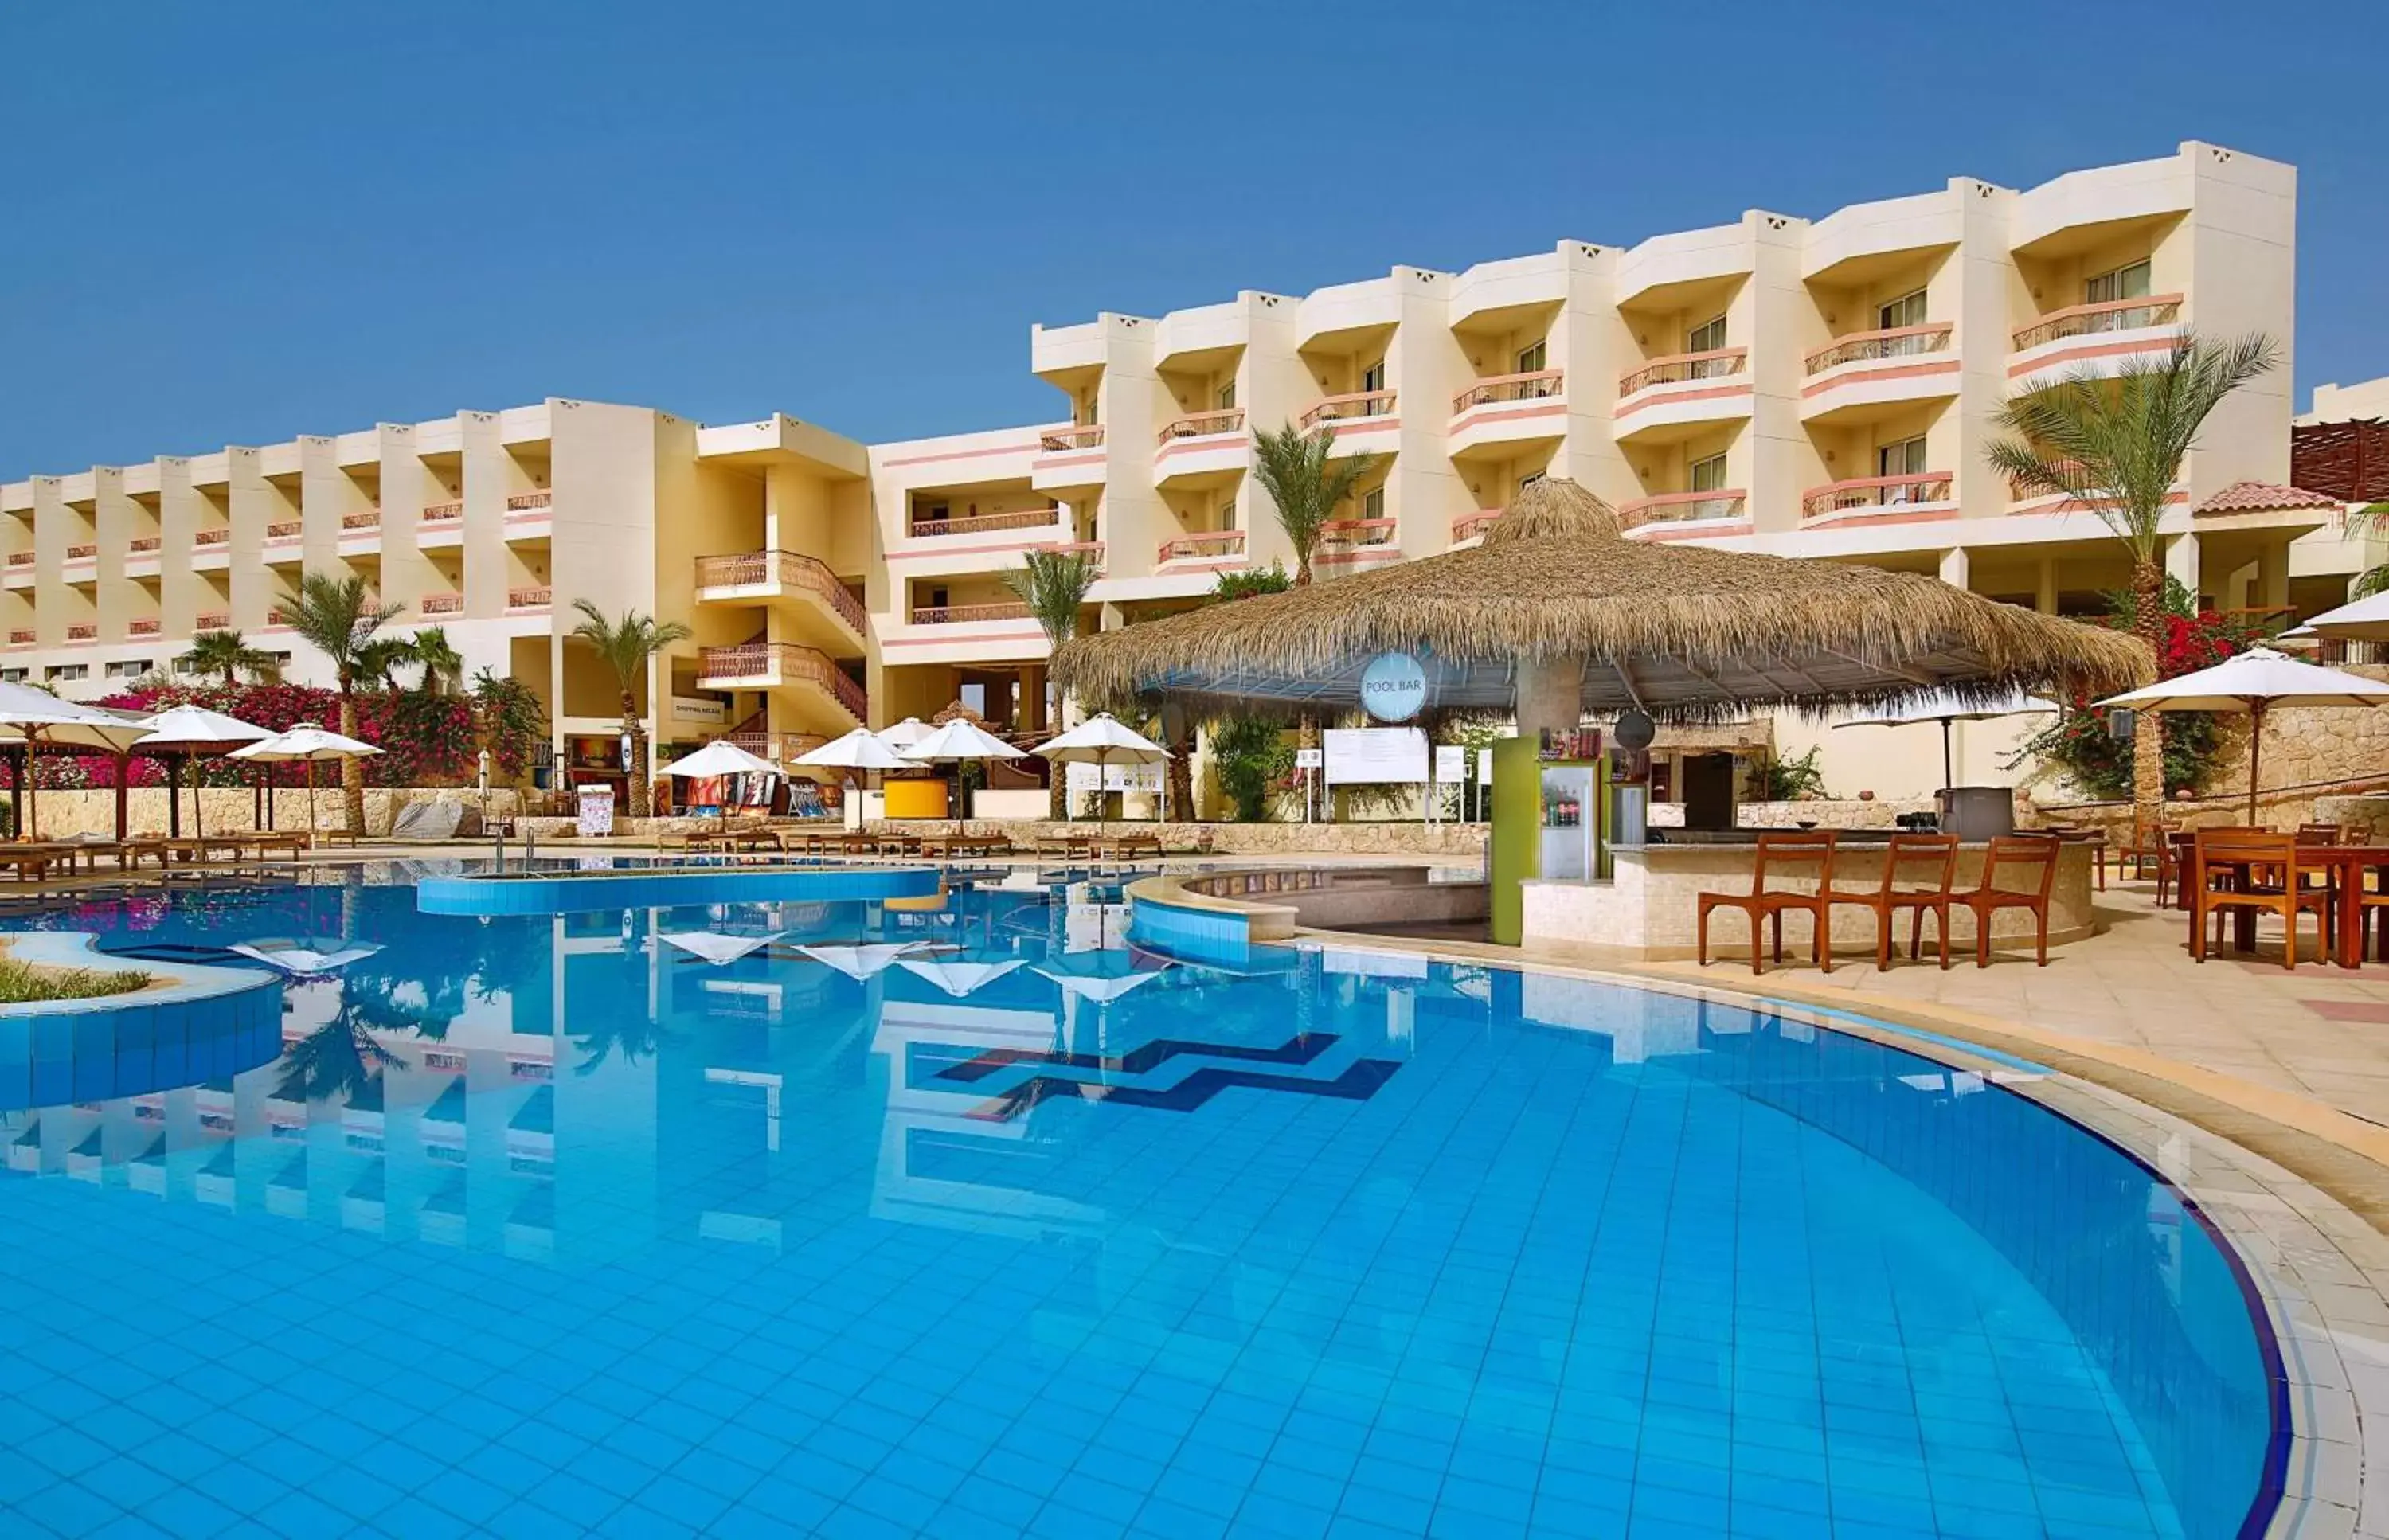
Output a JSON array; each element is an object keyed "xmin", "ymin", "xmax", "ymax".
[
  {"xmin": 2192, "ymin": 828, "xmax": 2331, "ymax": 969},
  {"xmin": 1697, "ymin": 831, "xmax": 1838, "ymax": 975},
  {"xmin": 1953, "ymin": 834, "xmax": 2061, "ymax": 967},
  {"xmin": 2117, "ymin": 815, "xmax": 2180, "ymax": 902},
  {"xmin": 1826, "ymin": 833, "xmax": 1960, "ymax": 970}
]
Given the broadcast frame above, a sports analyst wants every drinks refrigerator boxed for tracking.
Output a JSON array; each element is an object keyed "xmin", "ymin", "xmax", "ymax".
[{"xmin": 1489, "ymin": 731, "xmax": 1608, "ymax": 946}]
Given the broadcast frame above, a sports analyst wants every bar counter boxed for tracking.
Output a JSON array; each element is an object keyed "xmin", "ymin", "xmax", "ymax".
[{"xmin": 1521, "ymin": 837, "xmax": 2099, "ymax": 963}]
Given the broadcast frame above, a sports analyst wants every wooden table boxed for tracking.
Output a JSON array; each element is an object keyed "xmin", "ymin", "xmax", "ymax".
[{"xmin": 2181, "ymin": 838, "xmax": 2389, "ymax": 968}]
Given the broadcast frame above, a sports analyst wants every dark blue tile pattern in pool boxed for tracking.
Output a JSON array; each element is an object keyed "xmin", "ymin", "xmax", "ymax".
[{"xmin": 0, "ymin": 872, "xmax": 2281, "ymax": 1538}]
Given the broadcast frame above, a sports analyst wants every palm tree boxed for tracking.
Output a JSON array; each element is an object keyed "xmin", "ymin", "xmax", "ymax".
[
  {"xmin": 179, "ymin": 628, "xmax": 276, "ymax": 687},
  {"xmin": 1986, "ymin": 333, "xmax": 2277, "ymax": 821},
  {"xmin": 569, "ymin": 599, "xmax": 690, "ymax": 819},
  {"xmin": 410, "ymin": 626, "xmax": 465, "ymax": 696},
  {"xmin": 280, "ymin": 573, "xmax": 404, "ymax": 834},
  {"xmin": 1002, "ymin": 548, "xmax": 1101, "ymax": 817},
  {"xmin": 355, "ymin": 635, "xmax": 414, "ymax": 692},
  {"xmin": 1249, "ymin": 422, "xmax": 1377, "ymax": 586}
]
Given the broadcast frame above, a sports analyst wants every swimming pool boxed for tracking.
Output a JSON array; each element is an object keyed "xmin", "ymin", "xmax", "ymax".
[{"xmin": 0, "ymin": 867, "xmax": 2284, "ymax": 1538}]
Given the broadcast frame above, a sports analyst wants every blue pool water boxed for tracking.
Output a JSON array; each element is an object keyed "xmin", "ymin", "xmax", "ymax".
[{"xmin": 0, "ymin": 868, "xmax": 2282, "ymax": 1538}]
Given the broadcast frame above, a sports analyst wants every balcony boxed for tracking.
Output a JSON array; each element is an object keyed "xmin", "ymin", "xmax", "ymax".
[
  {"xmin": 127, "ymin": 537, "xmax": 161, "ymax": 553},
  {"xmin": 909, "ymin": 601, "xmax": 1032, "ymax": 625},
  {"xmin": 264, "ymin": 521, "xmax": 303, "ymax": 541},
  {"xmin": 506, "ymin": 491, "xmax": 553, "ymax": 540},
  {"xmin": 1154, "ymin": 409, "xmax": 1249, "ymax": 490},
  {"xmin": 5, "ymin": 552, "xmax": 31, "ymax": 567},
  {"xmin": 1298, "ymin": 391, "xmax": 1401, "ymax": 458},
  {"xmin": 1451, "ymin": 509, "xmax": 1503, "ymax": 545},
  {"xmin": 2008, "ymin": 295, "xmax": 2184, "ymax": 391},
  {"xmin": 6, "ymin": 631, "xmax": 30, "ymax": 648},
  {"xmin": 694, "ymin": 642, "xmax": 867, "ymax": 723},
  {"xmin": 195, "ymin": 611, "xmax": 230, "ymax": 631},
  {"xmin": 128, "ymin": 618, "xmax": 162, "ymax": 637},
  {"xmin": 1798, "ymin": 471, "xmax": 1957, "ymax": 529},
  {"xmin": 418, "ymin": 503, "xmax": 464, "ymax": 549},
  {"xmin": 4, "ymin": 551, "xmax": 29, "ymax": 590},
  {"xmin": 1618, "ymin": 491, "xmax": 1750, "ymax": 540},
  {"xmin": 1032, "ymin": 423, "xmax": 1107, "ymax": 494},
  {"xmin": 65, "ymin": 624, "xmax": 96, "ymax": 643},
  {"xmin": 342, "ymin": 509, "xmax": 381, "ymax": 530},
  {"xmin": 506, "ymin": 586, "xmax": 552, "ymax": 614},
  {"xmin": 907, "ymin": 506, "xmax": 1062, "ymax": 541},
  {"xmin": 1316, "ymin": 518, "xmax": 1401, "ymax": 573},
  {"xmin": 1156, "ymin": 530, "xmax": 1248, "ymax": 568},
  {"xmin": 1613, "ymin": 351, "xmax": 1750, "ymax": 443},
  {"xmin": 692, "ymin": 550, "xmax": 868, "ymax": 647},
  {"xmin": 420, "ymin": 592, "xmax": 466, "ymax": 617},
  {"xmin": 1800, "ymin": 326, "xmax": 1957, "ymax": 424},
  {"xmin": 1449, "ymin": 369, "xmax": 1566, "ymax": 459},
  {"xmin": 193, "ymin": 528, "xmax": 232, "ymax": 569},
  {"xmin": 421, "ymin": 502, "xmax": 464, "ymax": 524}
]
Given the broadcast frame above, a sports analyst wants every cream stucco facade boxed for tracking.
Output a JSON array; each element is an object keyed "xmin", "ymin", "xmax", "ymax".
[{"xmin": 0, "ymin": 140, "xmax": 2360, "ymax": 802}]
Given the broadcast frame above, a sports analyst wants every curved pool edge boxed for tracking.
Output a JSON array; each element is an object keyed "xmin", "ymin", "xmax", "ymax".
[
  {"xmin": 0, "ymin": 932, "xmax": 287, "ymax": 1111},
  {"xmin": 1283, "ymin": 925, "xmax": 2383, "ymax": 1540},
  {"xmin": 416, "ymin": 863, "xmax": 944, "ymax": 916}
]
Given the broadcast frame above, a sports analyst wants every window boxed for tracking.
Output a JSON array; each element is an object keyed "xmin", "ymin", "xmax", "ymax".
[
  {"xmin": 1515, "ymin": 339, "xmax": 1547, "ymax": 375},
  {"xmin": 1362, "ymin": 487, "xmax": 1386, "ymax": 521},
  {"xmin": 1361, "ymin": 359, "xmax": 1386, "ymax": 395},
  {"xmin": 1519, "ymin": 471, "xmax": 1546, "ymax": 493},
  {"xmin": 0, "ymin": 669, "xmax": 24, "ymax": 684},
  {"xmin": 1877, "ymin": 289, "xmax": 1928, "ymax": 331},
  {"xmin": 1214, "ymin": 377, "xmax": 1237, "ymax": 412},
  {"xmin": 105, "ymin": 659, "xmax": 149, "ymax": 679},
  {"xmin": 1216, "ymin": 493, "xmax": 1238, "ymax": 530},
  {"xmin": 45, "ymin": 664, "xmax": 86, "ymax": 682},
  {"xmin": 1685, "ymin": 315, "xmax": 1727, "ymax": 354},
  {"xmin": 928, "ymin": 585, "xmax": 949, "ymax": 610},
  {"xmin": 1688, "ymin": 453, "xmax": 1729, "ymax": 493},
  {"xmin": 960, "ymin": 683, "xmax": 987, "ymax": 717},
  {"xmin": 1877, "ymin": 437, "xmax": 1930, "ymax": 500},
  {"xmin": 171, "ymin": 655, "xmax": 199, "ymax": 675},
  {"xmin": 2085, "ymin": 260, "xmax": 2152, "ymax": 305}
]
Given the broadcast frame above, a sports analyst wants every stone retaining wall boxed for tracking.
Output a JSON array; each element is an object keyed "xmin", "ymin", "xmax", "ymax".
[{"xmin": 15, "ymin": 787, "xmax": 533, "ymax": 839}]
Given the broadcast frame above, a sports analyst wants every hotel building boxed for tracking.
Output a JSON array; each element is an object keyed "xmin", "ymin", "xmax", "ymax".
[{"xmin": 1, "ymin": 139, "xmax": 2362, "ymax": 800}]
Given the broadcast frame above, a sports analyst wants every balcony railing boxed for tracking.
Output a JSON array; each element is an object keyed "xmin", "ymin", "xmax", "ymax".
[
  {"xmin": 909, "ymin": 601, "xmax": 1032, "ymax": 625},
  {"xmin": 1156, "ymin": 408, "xmax": 1245, "ymax": 444},
  {"xmin": 1452, "ymin": 510, "xmax": 1503, "ymax": 543},
  {"xmin": 692, "ymin": 550, "xmax": 868, "ymax": 635},
  {"xmin": 7, "ymin": 631, "xmax": 32, "ymax": 647},
  {"xmin": 265, "ymin": 608, "xmax": 287, "ymax": 627},
  {"xmin": 65, "ymin": 624, "xmax": 96, "ymax": 642},
  {"xmin": 342, "ymin": 509, "xmax": 381, "ymax": 530},
  {"xmin": 506, "ymin": 491, "xmax": 553, "ymax": 514},
  {"xmin": 128, "ymin": 618, "xmax": 162, "ymax": 636},
  {"xmin": 196, "ymin": 612, "xmax": 230, "ymax": 631},
  {"xmin": 1318, "ymin": 518, "xmax": 1397, "ymax": 549},
  {"xmin": 194, "ymin": 528, "xmax": 230, "ymax": 547},
  {"xmin": 420, "ymin": 592, "xmax": 466, "ymax": 616},
  {"xmin": 506, "ymin": 586, "xmax": 552, "ymax": 612},
  {"xmin": 1038, "ymin": 423, "xmax": 1105, "ymax": 453},
  {"xmin": 1800, "ymin": 472, "xmax": 1955, "ymax": 519},
  {"xmin": 2011, "ymin": 295, "xmax": 2184, "ymax": 353},
  {"xmin": 65, "ymin": 545, "xmax": 96, "ymax": 561},
  {"xmin": 1046, "ymin": 541, "xmax": 1105, "ymax": 569},
  {"xmin": 128, "ymin": 536, "xmax": 162, "ymax": 553},
  {"xmin": 421, "ymin": 502, "xmax": 464, "ymax": 523},
  {"xmin": 265, "ymin": 521, "xmax": 303, "ymax": 540},
  {"xmin": 696, "ymin": 643, "xmax": 867, "ymax": 719},
  {"xmin": 6, "ymin": 552, "xmax": 32, "ymax": 568},
  {"xmin": 906, "ymin": 506, "xmax": 1062, "ymax": 540},
  {"xmin": 1453, "ymin": 369, "xmax": 1564, "ymax": 413},
  {"xmin": 1618, "ymin": 350, "xmax": 1745, "ymax": 397},
  {"xmin": 1296, "ymin": 390, "xmax": 1398, "ymax": 430},
  {"xmin": 1158, "ymin": 530, "xmax": 1247, "ymax": 565},
  {"xmin": 1804, "ymin": 324, "xmax": 1953, "ymax": 374},
  {"xmin": 1619, "ymin": 491, "xmax": 1749, "ymax": 529}
]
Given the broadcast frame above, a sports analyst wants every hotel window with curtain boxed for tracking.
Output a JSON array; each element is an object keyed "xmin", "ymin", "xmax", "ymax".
[
  {"xmin": 2085, "ymin": 259, "xmax": 2151, "ymax": 305},
  {"xmin": 1689, "ymin": 453, "xmax": 1729, "ymax": 493},
  {"xmin": 1515, "ymin": 339, "xmax": 1547, "ymax": 376}
]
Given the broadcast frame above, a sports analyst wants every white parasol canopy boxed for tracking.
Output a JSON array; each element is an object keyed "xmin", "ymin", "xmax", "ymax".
[
  {"xmin": 2283, "ymin": 590, "xmax": 2389, "ymax": 644},
  {"xmin": 135, "ymin": 705, "xmax": 277, "ymax": 838},
  {"xmin": 1034, "ymin": 713, "xmax": 1171, "ymax": 826},
  {"xmin": 0, "ymin": 685, "xmax": 161, "ymax": 841},
  {"xmin": 901, "ymin": 718, "xmax": 1026, "ymax": 764},
  {"xmin": 230, "ymin": 724, "xmax": 384, "ymax": 840},
  {"xmin": 1832, "ymin": 690, "xmax": 2058, "ymax": 791},
  {"xmin": 661, "ymin": 739, "xmax": 781, "ymax": 780},
  {"xmin": 877, "ymin": 717, "xmax": 936, "ymax": 749},
  {"xmin": 792, "ymin": 728, "xmax": 913, "ymax": 772},
  {"xmin": 2098, "ymin": 647, "xmax": 2389, "ymax": 821}
]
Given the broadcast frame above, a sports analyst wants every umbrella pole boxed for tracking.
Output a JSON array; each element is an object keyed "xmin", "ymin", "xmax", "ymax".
[
  {"xmin": 1941, "ymin": 718, "xmax": 1955, "ymax": 792},
  {"xmin": 113, "ymin": 753, "xmax": 128, "ymax": 842},
  {"xmin": 2247, "ymin": 700, "xmax": 2265, "ymax": 827},
  {"xmin": 24, "ymin": 737, "xmax": 36, "ymax": 842},
  {"xmin": 166, "ymin": 756, "xmax": 181, "ymax": 838},
  {"xmin": 306, "ymin": 759, "xmax": 318, "ymax": 843},
  {"xmin": 193, "ymin": 752, "xmax": 205, "ymax": 838}
]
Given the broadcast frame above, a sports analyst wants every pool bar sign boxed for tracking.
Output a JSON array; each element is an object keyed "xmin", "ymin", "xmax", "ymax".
[{"xmin": 1359, "ymin": 651, "xmax": 1428, "ymax": 721}]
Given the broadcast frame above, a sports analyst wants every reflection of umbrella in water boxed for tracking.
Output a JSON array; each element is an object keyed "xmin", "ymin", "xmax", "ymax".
[
  {"xmin": 1034, "ymin": 949, "xmax": 1172, "ymax": 1006},
  {"xmin": 229, "ymin": 936, "xmax": 385, "ymax": 978},
  {"xmin": 658, "ymin": 930, "xmax": 783, "ymax": 967},
  {"xmin": 896, "ymin": 957, "xmax": 1026, "ymax": 997},
  {"xmin": 796, "ymin": 941, "xmax": 924, "ymax": 981}
]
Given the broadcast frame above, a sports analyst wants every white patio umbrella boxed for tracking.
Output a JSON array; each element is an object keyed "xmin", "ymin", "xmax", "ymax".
[
  {"xmin": 901, "ymin": 718, "xmax": 1026, "ymax": 834},
  {"xmin": 877, "ymin": 717, "xmax": 935, "ymax": 750},
  {"xmin": 2283, "ymin": 590, "xmax": 2389, "ymax": 644},
  {"xmin": 660, "ymin": 739, "xmax": 780, "ymax": 780},
  {"xmin": 229, "ymin": 724, "xmax": 383, "ymax": 842},
  {"xmin": 1033, "ymin": 713, "xmax": 1171, "ymax": 829},
  {"xmin": 1832, "ymin": 690, "xmax": 2059, "ymax": 791},
  {"xmin": 792, "ymin": 728, "xmax": 913, "ymax": 772},
  {"xmin": 134, "ymin": 704, "xmax": 275, "ymax": 838},
  {"xmin": 0, "ymin": 684, "xmax": 154, "ymax": 841},
  {"xmin": 2098, "ymin": 647, "xmax": 2389, "ymax": 823}
]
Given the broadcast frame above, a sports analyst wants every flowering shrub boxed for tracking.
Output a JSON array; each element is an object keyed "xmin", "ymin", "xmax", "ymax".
[{"xmin": 4, "ymin": 682, "xmax": 481, "ymax": 790}]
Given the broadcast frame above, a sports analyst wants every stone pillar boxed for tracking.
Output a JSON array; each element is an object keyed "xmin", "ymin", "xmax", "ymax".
[
  {"xmin": 1937, "ymin": 545, "xmax": 1969, "ymax": 591},
  {"xmin": 1515, "ymin": 654, "xmax": 1585, "ymax": 742},
  {"xmin": 2035, "ymin": 556, "xmax": 2058, "ymax": 615},
  {"xmin": 2257, "ymin": 539, "xmax": 2289, "ymax": 612},
  {"xmin": 2165, "ymin": 534, "xmax": 2201, "ymax": 605}
]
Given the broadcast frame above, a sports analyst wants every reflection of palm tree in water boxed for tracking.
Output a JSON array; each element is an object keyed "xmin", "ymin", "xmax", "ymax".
[
  {"xmin": 273, "ymin": 971, "xmax": 441, "ymax": 1104},
  {"xmin": 568, "ymin": 911, "xmax": 680, "ymax": 1075}
]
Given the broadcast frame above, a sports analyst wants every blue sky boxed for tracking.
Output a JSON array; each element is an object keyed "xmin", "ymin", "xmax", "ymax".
[{"xmin": 2, "ymin": 1, "xmax": 2383, "ymax": 476}]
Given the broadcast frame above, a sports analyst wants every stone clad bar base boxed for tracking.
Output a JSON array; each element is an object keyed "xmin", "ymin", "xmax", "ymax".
[{"xmin": 1526, "ymin": 840, "xmax": 2098, "ymax": 962}]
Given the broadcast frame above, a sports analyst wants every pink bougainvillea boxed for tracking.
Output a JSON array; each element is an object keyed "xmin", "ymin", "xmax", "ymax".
[{"xmin": 0, "ymin": 682, "xmax": 475, "ymax": 790}]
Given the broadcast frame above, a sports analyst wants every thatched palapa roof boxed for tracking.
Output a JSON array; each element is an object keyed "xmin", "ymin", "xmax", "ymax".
[{"xmin": 1051, "ymin": 479, "xmax": 2149, "ymax": 720}]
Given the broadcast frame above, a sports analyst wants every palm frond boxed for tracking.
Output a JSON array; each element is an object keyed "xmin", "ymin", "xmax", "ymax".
[
  {"xmin": 1002, "ymin": 549, "xmax": 1101, "ymax": 643},
  {"xmin": 1251, "ymin": 423, "xmax": 1379, "ymax": 583},
  {"xmin": 569, "ymin": 600, "xmax": 693, "ymax": 689}
]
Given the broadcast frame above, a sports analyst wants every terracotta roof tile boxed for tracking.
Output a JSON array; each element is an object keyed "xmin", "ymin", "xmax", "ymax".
[{"xmin": 2193, "ymin": 480, "xmax": 2343, "ymax": 516}]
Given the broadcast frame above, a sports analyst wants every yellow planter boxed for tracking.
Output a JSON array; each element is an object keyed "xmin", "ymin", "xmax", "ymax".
[{"xmin": 882, "ymin": 779, "xmax": 950, "ymax": 820}]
